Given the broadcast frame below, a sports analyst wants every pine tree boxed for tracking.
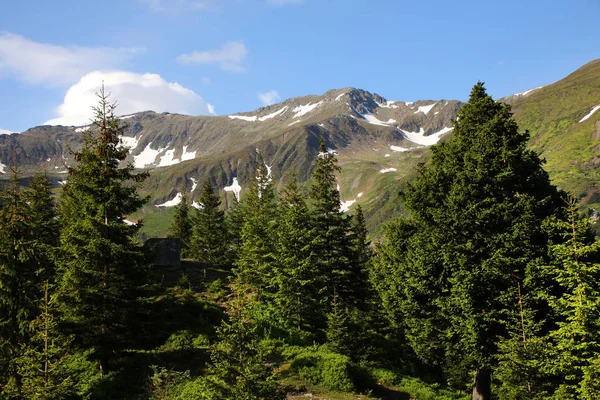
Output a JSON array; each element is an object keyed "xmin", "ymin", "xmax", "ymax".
[
  {"xmin": 198, "ymin": 287, "xmax": 284, "ymax": 400},
  {"xmin": 235, "ymin": 154, "xmax": 277, "ymax": 296},
  {"xmin": 0, "ymin": 167, "xmax": 38, "ymax": 395},
  {"xmin": 191, "ymin": 180, "xmax": 229, "ymax": 265},
  {"xmin": 168, "ymin": 191, "xmax": 193, "ymax": 258},
  {"xmin": 15, "ymin": 281, "xmax": 75, "ymax": 399},
  {"xmin": 225, "ymin": 196, "xmax": 245, "ymax": 263},
  {"xmin": 308, "ymin": 138, "xmax": 358, "ymax": 315},
  {"xmin": 544, "ymin": 196, "xmax": 600, "ymax": 399},
  {"xmin": 372, "ymin": 83, "xmax": 567, "ymax": 399},
  {"xmin": 274, "ymin": 173, "xmax": 320, "ymax": 330},
  {"xmin": 55, "ymin": 87, "xmax": 149, "ymax": 377}
]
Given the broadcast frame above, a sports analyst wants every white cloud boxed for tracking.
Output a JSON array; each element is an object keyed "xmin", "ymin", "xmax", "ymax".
[
  {"xmin": 45, "ymin": 70, "xmax": 215, "ymax": 126},
  {"xmin": 266, "ymin": 0, "xmax": 304, "ymax": 5},
  {"xmin": 0, "ymin": 128, "xmax": 14, "ymax": 135},
  {"xmin": 177, "ymin": 41, "xmax": 247, "ymax": 72},
  {"xmin": 258, "ymin": 90, "xmax": 281, "ymax": 106},
  {"xmin": 0, "ymin": 33, "xmax": 140, "ymax": 87}
]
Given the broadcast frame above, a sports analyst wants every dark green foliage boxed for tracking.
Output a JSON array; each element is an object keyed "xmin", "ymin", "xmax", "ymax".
[
  {"xmin": 191, "ymin": 180, "xmax": 229, "ymax": 265},
  {"xmin": 372, "ymin": 83, "xmax": 568, "ymax": 398},
  {"xmin": 225, "ymin": 196, "xmax": 244, "ymax": 262},
  {"xmin": 288, "ymin": 347, "xmax": 355, "ymax": 392},
  {"xmin": 543, "ymin": 197, "xmax": 600, "ymax": 399},
  {"xmin": 273, "ymin": 173, "xmax": 320, "ymax": 330},
  {"xmin": 0, "ymin": 170, "xmax": 60, "ymax": 397},
  {"xmin": 55, "ymin": 87, "xmax": 149, "ymax": 377},
  {"xmin": 15, "ymin": 282, "xmax": 76, "ymax": 399},
  {"xmin": 168, "ymin": 192, "xmax": 193, "ymax": 258},
  {"xmin": 199, "ymin": 289, "xmax": 284, "ymax": 400},
  {"xmin": 235, "ymin": 154, "xmax": 278, "ymax": 295}
]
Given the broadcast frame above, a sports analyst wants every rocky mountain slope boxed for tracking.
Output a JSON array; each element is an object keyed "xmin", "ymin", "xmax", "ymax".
[
  {"xmin": 1, "ymin": 59, "xmax": 599, "ymax": 236},
  {"xmin": 0, "ymin": 87, "xmax": 462, "ymax": 235}
]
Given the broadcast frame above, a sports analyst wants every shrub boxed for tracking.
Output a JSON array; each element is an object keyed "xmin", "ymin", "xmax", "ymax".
[{"xmin": 289, "ymin": 348, "xmax": 354, "ymax": 392}]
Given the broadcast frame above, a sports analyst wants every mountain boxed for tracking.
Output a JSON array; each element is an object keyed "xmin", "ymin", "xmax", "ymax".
[
  {"xmin": 1, "ymin": 59, "xmax": 599, "ymax": 237},
  {"xmin": 500, "ymin": 59, "xmax": 600, "ymax": 218},
  {"xmin": 0, "ymin": 87, "xmax": 461, "ymax": 236}
]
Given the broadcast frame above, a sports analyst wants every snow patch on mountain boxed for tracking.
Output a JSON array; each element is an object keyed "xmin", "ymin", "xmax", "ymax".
[
  {"xmin": 514, "ymin": 86, "xmax": 545, "ymax": 97},
  {"xmin": 119, "ymin": 134, "xmax": 142, "ymax": 149},
  {"xmin": 400, "ymin": 126, "xmax": 453, "ymax": 146},
  {"xmin": 390, "ymin": 145, "xmax": 409, "ymax": 152},
  {"xmin": 361, "ymin": 112, "xmax": 396, "ymax": 127},
  {"xmin": 0, "ymin": 161, "xmax": 5, "ymax": 174},
  {"xmin": 335, "ymin": 93, "xmax": 345, "ymax": 101},
  {"xmin": 224, "ymin": 177, "xmax": 242, "ymax": 201},
  {"xmin": 288, "ymin": 120, "xmax": 300, "ymax": 126},
  {"xmin": 229, "ymin": 114, "xmax": 257, "ymax": 122},
  {"xmin": 75, "ymin": 126, "xmax": 90, "ymax": 133},
  {"xmin": 380, "ymin": 168, "xmax": 397, "ymax": 173},
  {"xmin": 293, "ymin": 101, "xmax": 322, "ymax": 118},
  {"xmin": 190, "ymin": 177, "xmax": 198, "ymax": 192},
  {"xmin": 158, "ymin": 148, "xmax": 178, "ymax": 167},
  {"xmin": 414, "ymin": 103, "xmax": 436, "ymax": 115},
  {"xmin": 134, "ymin": 142, "xmax": 165, "ymax": 168},
  {"xmin": 340, "ymin": 199, "xmax": 355, "ymax": 213},
  {"xmin": 258, "ymin": 106, "xmax": 288, "ymax": 121},
  {"xmin": 156, "ymin": 192, "xmax": 182, "ymax": 207},
  {"xmin": 579, "ymin": 105, "xmax": 600, "ymax": 123},
  {"xmin": 181, "ymin": 146, "xmax": 196, "ymax": 161},
  {"xmin": 192, "ymin": 201, "xmax": 203, "ymax": 210}
]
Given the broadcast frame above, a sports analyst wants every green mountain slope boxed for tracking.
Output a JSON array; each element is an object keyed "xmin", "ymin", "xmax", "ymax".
[{"xmin": 504, "ymin": 59, "xmax": 600, "ymax": 213}]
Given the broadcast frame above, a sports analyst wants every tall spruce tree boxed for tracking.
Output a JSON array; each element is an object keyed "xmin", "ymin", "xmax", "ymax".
[
  {"xmin": 55, "ymin": 87, "xmax": 149, "ymax": 377},
  {"xmin": 308, "ymin": 138, "xmax": 357, "ymax": 313},
  {"xmin": 274, "ymin": 173, "xmax": 320, "ymax": 330},
  {"xmin": 235, "ymin": 154, "xmax": 277, "ymax": 296},
  {"xmin": 543, "ymin": 197, "xmax": 600, "ymax": 399},
  {"xmin": 372, "ymin": 83, "xmax": 567, "ymax": 399},
  {"xmin": 0, "ymin": 168, "xmax": 39, "ymax": 395},
  {"xmin": 168, "ymin": 191, "xmax": 193, "ymax": 258},
  {"xmin": 197, "ymin": 287, "xmax": 284, "ymax": 400},
  {"xmin": 191, "ymin": 180, "xmax": 229, "ymax": 265}
]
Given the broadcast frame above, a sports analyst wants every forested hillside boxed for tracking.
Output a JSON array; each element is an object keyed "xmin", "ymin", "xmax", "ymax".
[{"xmin": 1, "ymin": 83, "xmax": 599, "ymax": 400}]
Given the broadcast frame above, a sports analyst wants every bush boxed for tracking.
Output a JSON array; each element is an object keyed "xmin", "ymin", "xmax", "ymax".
[
  {"xmin": 160, "ymin": 330, "xmax": 211, "ymax": 351},
  {"xmin": 289, "ymin": 348, "xmax": 355, "ymax": 392}
]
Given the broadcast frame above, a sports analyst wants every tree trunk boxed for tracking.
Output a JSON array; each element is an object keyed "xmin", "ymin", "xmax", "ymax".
[{"xmin": 472, "ymin": 369, "xmax": 491, "ymax": 400}]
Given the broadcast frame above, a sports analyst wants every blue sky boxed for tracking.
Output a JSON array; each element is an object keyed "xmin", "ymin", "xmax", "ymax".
[{"xmin": 0, "ymin": 0, "xmax": 599, "ymax": 132}]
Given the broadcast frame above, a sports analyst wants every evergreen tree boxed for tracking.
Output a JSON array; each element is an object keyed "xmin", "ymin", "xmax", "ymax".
[
  {"xmin": 191, "ymin": 180, "xmax": 229, "ymax": 265},
  {"xmin": 308, "ymin": 138, "xmax": 360, "ymax": 314},
  {"xmin": 55, "ymin": 87, "xmax": 149, "ymax": 377},
  {"xmin": 235, "ymin": 154, "xmax": 277, "ymax": 296},
  {"xmin": 0, "ymin": 168, "xmax": 38, "ymax": 395},
  {"xmin": 198, "ymin": 287, "xmax": 284, "ymax": 400},
  {"xmin": 544, "ymin": 197, "xmax": 600, "ymax": 399},
  {"xmin": 274, "ymin": 173, "xmax": 320, "ymax": 330},
  {"xmin": 225, "ymin": 196, "xmax": 245, "ymax": 263},
  {"xmin": 372, "ymin": 83, "xmax": 567, "ymax": 399},
  {"xmin": 168, "ymin": 191, "xmax": 193, "ymax": 258},
  {"xmin": 15, "ymin": 282, "xmax": 76, "ymax": 399}
]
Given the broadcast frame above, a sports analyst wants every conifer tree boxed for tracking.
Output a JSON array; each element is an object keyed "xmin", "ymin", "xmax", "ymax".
[
  {"xmin": 235, "ymin": 154, "xmax": 277, "ymax": 295},
  {"xmin": 544, "ymin": 197, "xmax": 600, "ymax": 399},
  {"xmin": 372, "ymin": 83, "xmax": 567, "ymax": 399},
  {"xmin": 191, "ymin": 180, "xmax": 229, "ymax": 265},
  {"xmin": 225, "ymin": 196, "xmax": 245, "ymax": 263},
  {"xmin": 16, "ymin": 282, "xmax": 75, "ymax": 399},
  {"xmin": 308, "ymin": 138, "xmax": 357, "ymax": 313},
  {"xmin": 0, "ymin": 167, "xmax": 38, "ymax": 395},
  {"xmin": 55, "ymin": 87, "xmax": 149, "ymax": 377},
  {"xmin": 168, "ymin": 191, "xmax": 193, "ymax": 258},
  {"xmin": 198, "ymin": 287, "xmax": 284, "ymax": 400},
  {"xmin": 274, "ymin": 173, "xmax": 320, "ymax": 330}
]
